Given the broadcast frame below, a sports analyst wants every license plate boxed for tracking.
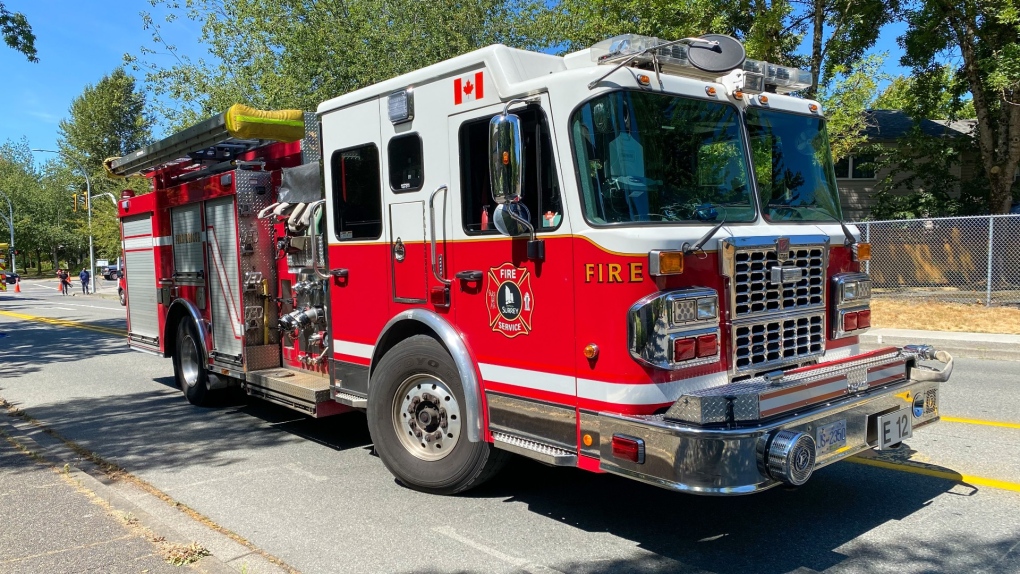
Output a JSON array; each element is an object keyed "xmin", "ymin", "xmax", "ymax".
[
  {"xmin": 816, "ymin": 419, "xmax": 847, "ymax": 453},
  {"xmin": 876, "ymin": 409, "xmax": 912, "ymax": 450}
]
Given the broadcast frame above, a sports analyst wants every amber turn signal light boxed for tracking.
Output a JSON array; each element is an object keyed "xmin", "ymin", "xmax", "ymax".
[
  {"xmin": 583, "ymin": 344, "xmax": 599, "ymax": 359},
  {"xmin": 853, "ymin": 242, "xmax": 871, "ymax": 262},
  {"xmin": 649, "ymin": 250, "xmax": 684, "ymax": 276}
]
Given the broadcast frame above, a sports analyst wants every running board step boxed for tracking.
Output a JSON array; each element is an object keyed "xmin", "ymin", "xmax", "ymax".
[
  {"xmin": 246, "ymin": 368, "xmax": 330, "ymax": 415},
  {"xmin": 492, "ymin": 432, "xmax": 577, "ymax": 467},
  {"xmin": 331, "ymin": 386, "xmax": 367, "ymax": 409}
]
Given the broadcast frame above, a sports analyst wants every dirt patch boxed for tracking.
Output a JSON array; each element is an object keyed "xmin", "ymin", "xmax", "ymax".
[{"xmin": 871, "ymin": 299, "xmax": 1020, "ymax": 334}]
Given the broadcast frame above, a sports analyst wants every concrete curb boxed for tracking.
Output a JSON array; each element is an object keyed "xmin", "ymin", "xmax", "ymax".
[
  {"xmin": 860, "ymin": 328, "xmax": 1020, "ymax": 361},
  {"xmin": 0, "ymin": 411, "xmax": 290, "ymax": 574}
]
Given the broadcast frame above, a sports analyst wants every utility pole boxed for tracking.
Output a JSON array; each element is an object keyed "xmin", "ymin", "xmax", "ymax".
[
  {"xmin": 0, "ymin": 191, "xmax": 14, "ymax": 274},
  {"xmin": 33, "ymin": 149, "xmax": 94, "ymax": 294}
]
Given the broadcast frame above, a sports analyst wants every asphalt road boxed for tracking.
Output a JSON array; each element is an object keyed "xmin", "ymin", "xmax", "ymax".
[{"xmin": 2, "ymin": 279, "xmax": 1019, "ymax": 574}]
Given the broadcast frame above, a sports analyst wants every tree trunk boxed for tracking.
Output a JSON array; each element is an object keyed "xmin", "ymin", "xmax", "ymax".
[
  {"xmin": 808, "ymin": 0, "xmax": 824, "ymax": 99},
  {"xmin": 990, "ymin": 174, "xmax": 1014, "ymax": 214}
]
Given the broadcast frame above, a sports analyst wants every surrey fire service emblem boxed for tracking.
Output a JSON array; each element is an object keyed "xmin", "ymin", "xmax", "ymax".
[{"xmin": 485, "ymin": 263, "xmax": 534, "ymax": 338}]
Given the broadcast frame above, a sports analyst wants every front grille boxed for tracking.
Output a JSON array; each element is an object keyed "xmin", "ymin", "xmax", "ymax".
[
  {"xmin": 731, "ymin": 245, "xmax": 826, "ymax": 317},
  {"xmin": 733, "ymin": 313, "xmax": 825, "ymax": 371}
]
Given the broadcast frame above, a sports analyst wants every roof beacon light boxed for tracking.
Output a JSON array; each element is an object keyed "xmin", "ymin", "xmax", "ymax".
[
  {"xmin": 743, "ymin": 59, "xmax": 813, "ymax": 94},
  {"xmin": 587, "ymin": 35, "xmax": 812, "ymax": 95}
]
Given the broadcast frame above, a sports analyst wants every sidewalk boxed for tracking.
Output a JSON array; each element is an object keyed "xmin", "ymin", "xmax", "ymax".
[
  {"xmin": 0, "ymin": 410, "xmax": 286, "ymax": 574},
  {"xmin": 860, "ymin": 328, "xmax": 1020, "ymax": 361}
]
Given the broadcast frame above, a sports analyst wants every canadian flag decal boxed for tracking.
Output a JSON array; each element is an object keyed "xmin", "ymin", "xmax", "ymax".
[{"xmin": 454, "ymin": 71, "xmax": 484, "ymax": 105}]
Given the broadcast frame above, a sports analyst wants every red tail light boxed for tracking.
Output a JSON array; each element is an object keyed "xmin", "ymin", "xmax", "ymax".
[
  {"xmin": 696, "ymin": 334, "xmax": 718, "ymax": 358},
  {"xmin": 673, "ymin": 338, "xmax": 696, "ymax": 361},
  {"xmin": 857, "ymin": 309, "xmax": 871, "ymax": 329},
  {"xmin": 611, "ymin": 435, "xmax": 645, "ymax": 464},
  {"xmin": 843, "ymin": 312, "xmax": 858, "ymax": 331}
]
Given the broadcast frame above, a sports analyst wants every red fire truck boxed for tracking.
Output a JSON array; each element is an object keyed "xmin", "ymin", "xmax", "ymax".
[{"xmin": 111, "ymin": 34, "xmax": 953, "ymax": 495}]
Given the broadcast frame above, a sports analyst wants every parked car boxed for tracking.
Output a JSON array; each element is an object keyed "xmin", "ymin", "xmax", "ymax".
[
  {"xmin": 103, "ymin": 257, "xmax": 124, "ymax": 280},
  {"xmin": 2, "ymin": 270, "xmax": 19, "ymax": 285},
  {"xmin": 117, "ymin": 271, "xmax": 126, "ymax": 306}
]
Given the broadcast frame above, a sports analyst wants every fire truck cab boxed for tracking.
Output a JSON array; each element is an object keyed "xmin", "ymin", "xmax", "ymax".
[{"xmin": 113, "ymin": 34, "xmax": 953, "ymax": 495}]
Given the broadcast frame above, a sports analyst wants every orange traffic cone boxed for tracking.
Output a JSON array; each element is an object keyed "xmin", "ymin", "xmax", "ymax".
[{"xmin": 14, "ymin": 278, "xmax": 21, "ymax": 293}]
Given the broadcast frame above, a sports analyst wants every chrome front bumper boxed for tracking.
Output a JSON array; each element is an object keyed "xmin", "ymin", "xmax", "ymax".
[{"xmin": 597, "ymin": 346, "xmax": 952, "ymax": 495}]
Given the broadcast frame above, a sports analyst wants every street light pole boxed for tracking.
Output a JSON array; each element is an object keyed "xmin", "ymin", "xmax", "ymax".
[
  {"xmin": 32, "ymin": 149, "xmax": 95, "ymax": 294},
  {"xmin": 0, "ymin": 191, "xmax": 14, "ymax": 274}
]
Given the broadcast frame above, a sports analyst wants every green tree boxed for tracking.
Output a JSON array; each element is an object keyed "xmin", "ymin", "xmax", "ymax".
[
  {"xmin": 902, "ymin": 0, "xmax": 1020, "ymax": 213},
  {"xmin": 874, "ymin": 71, "xmax": 977, "ymax": 118},
  {"xmin": 819, "ymin": 54, "xmax": 886, "ymax": 162},
  {"xmin": 56, "ymin": 68, "xmax": 153, "ymax": 259},
  {"xmin": 130, "ymin": 0, "xmax": 541, "ymax": 128},
  {"xmin": 0, "ymin": 1, "xmax": 36, "ymax": 62},
  {"xmin": 796, "ymin": 0, "xmax": 899, "ymax": 98},
  {"xmin": 0, "ymin": 139, "xmax": 84, "ymax": 273},
  {"xmin": 58, "ymin": 68, "xmax": 153, "ymax": 175}
]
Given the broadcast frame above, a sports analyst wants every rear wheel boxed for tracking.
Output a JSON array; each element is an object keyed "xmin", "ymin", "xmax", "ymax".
[
  {"xmin": 367, "ymin": 335, "xmax": 508, "ymax": 494},
  {"xmin": 173, "ymin": 320, "xmax": 210, "ymax": 406},
  {"xmin": 118, "ymin": 288, "xmax": 126, "ymax": 306}
]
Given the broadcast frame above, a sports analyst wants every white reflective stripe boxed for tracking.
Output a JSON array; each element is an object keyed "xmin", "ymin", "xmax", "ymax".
[
  {"xmin": 333, "ymin": 339, "xmax": 374, "ymax": 359},
  {"xmin": 153, "ymin": 235, "xmax": 173, "ymax": 246},
  {"xmin": 868, "ymin": 364, "xmax": 905, "ymax": 383},
  {"xmin": 478, "ymin": 363, "xmax": 576, "ymax": 396},
  {"xmin": 759, "ymin": 377, "xmax": 847, "ymax": 416},
  {"xmin": 123, "ymin": 237, "xmax": 152, "ymax": 250},
  {"xmin": 578, "ymin": 372, "xmax": 727, "ymax": 405}
]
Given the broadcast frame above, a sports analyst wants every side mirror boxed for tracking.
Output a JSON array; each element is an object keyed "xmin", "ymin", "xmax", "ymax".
[
  {"xmin": 488, "ymin": 113, "xmax": 523, "ymax": 205},
  {"xmin": 492, "ymin": 203, "xmax": 532, "ymax": 237}
]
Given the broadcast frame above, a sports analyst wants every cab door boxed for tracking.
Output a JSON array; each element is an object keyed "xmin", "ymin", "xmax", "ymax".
[
  {"xmin": 446, "ymin": 96, "xmax": 578, "ymax": 450},
  {"xmin": 322, "ymin": 101, "xmax": 388, "ymax": 397}
]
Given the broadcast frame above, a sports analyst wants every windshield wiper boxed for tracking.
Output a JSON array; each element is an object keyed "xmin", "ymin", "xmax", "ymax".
[
  {"xmin": 684, "ymin": 218, "xmax": 727, "ymax": 254},
  {"xmin": 824, "ymin": 212, "xmax": 857, "ymax": 247}
]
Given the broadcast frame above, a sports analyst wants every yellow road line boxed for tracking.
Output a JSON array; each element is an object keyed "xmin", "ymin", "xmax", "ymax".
[
  {"xmin": 941, "ymin": 416, "xmax": 1020, "ymax": 430},
  {"xmin": 0, "ymin": 309, "xmax": 126, "ymax": 337},
  {"xmin": 848, "ymin": 456, "xmax": 1020, "ymax": 493}
]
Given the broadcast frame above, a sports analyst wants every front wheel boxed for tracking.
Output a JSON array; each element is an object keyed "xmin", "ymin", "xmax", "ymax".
[
  {"xmin": 367, "ymin": 335, "xmax": 508, "ymax": 494},
  {"xmin": 173, "ymin": 320, "xmax": 210, "ymax": 406},
  {"xmin": 118, "ymin": 289, "xmax": 126, "ymax": 306}
]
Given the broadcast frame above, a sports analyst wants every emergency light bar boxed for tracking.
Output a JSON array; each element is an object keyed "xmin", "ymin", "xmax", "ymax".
[
  {"xmin": 742, "ymin": 59, "xmax": 813, "ymax": 94},
  {"xmin": 590, "ymin": 34, "xmax": 813, "ymax": 94}
]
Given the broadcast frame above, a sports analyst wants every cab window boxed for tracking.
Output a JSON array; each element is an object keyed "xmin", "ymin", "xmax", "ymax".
[
  {"xmin": 330, "ymin": 144, "xmax": 382, "ymax": 240},
  {"xmin": 459, "ymin": 106, "xmax": 562, "ymax": 234},
  {"xmin": 388, "ymin": 134, "xmax": 424, "ymax": 192}
]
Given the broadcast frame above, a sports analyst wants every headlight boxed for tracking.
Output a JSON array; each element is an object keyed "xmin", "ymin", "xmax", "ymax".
[
  {"xmin": 843, "ymin": 282, "xmax": 857, "ymax": 301},
  {"xmin": 696, "ymin": 297, "xmax": 717, "ymax": 320}
]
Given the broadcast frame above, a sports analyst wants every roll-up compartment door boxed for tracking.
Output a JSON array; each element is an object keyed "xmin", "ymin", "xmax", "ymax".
[{"xmin": 122, "ymin": 214, "xmax": 159, "ymax": 341}]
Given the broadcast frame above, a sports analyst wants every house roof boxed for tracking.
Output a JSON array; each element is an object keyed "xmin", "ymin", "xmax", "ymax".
[{"xmin": 863, "ymin": 109, "xmax": 976, "ymax": 141}]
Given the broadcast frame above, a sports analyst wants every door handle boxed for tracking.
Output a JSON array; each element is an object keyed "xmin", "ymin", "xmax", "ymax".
[
  {"xmin": 455, "ymin": 270, "xmax": 483, "ymax": 282},
  {"xmin": 331, "ymin": 268, "xmax": 349, "ymax": 279}
]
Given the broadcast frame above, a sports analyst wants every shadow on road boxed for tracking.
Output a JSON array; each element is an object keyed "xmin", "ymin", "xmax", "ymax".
[{"xmin": 0, "ymin": 313, "xmax": 128, "ymax": 380}]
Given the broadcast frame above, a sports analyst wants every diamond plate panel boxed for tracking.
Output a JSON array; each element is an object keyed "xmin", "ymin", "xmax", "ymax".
[
  {"xmin": 301, "ymin": 112, "xmax": 321, "ymax": 165},
  {"xmin": 245, "ymin": 344, "xmax": 283, "ymax": 372},
  {"xmin": 665, "ymin": 349, "xmax": 905, "ymax": 424},
  {"xmin": 236, "ymin": 169, "xmax": 281, "ymax": 367}
]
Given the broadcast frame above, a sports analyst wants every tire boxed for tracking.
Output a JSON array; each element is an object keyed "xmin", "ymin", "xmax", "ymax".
[
  {"xmin": 172, "ymin": 319, "xmax": 210, "ymax": 406},
  {"xmin": 367, "ymin": 335, "xmax": 509, "ymax": 494},
  {"xmin": 118, "ymin": 288, "xmax": 126, "ymax": 306}
]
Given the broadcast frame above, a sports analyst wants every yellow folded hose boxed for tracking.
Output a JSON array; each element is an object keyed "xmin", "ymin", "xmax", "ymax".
[{"xmin": 225, "ymin": 104, "xmax": 305, "ymax": 142}]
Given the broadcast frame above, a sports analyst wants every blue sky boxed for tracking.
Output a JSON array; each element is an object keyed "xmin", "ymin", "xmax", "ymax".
[
  {"xmin": 1, "ymin": 2, "xmax": 910, "ymax": 158},
  {"xmin": 0, "ymin": 1, "xmax": 203, "ymax": 156}
]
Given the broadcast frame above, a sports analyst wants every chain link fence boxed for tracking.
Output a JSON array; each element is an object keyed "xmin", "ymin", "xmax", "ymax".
[{"xmin": 855, "ymin": 214, "xmax": 1020, "ymax": 307}]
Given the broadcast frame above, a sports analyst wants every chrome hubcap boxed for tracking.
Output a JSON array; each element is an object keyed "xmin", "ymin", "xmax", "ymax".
[
  {"xmin": 180, "ymin": 334, "xmax": 201, "ymax": 388},
  {"xmin": 392, "ymin": 374, "xmax": 461, "ymax": 461}
]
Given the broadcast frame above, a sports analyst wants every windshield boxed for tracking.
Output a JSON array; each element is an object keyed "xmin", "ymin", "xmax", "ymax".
[
  {"xmin": 570, "ymin": 91, "xmax": 754, "ymax": 224},
  {"xmin": 746, "ymin": 108, "xmax": 842, "ymax": 222}
]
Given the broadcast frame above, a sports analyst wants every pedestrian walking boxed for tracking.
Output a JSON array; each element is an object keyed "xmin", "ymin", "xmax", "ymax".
[
  {"xmin": 79, "ymin": 267, "xmax": 90, "ymax": 295},
  {"xmin": 57, "ymin": 269, "xmax": 70, "ymax": 295}
]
